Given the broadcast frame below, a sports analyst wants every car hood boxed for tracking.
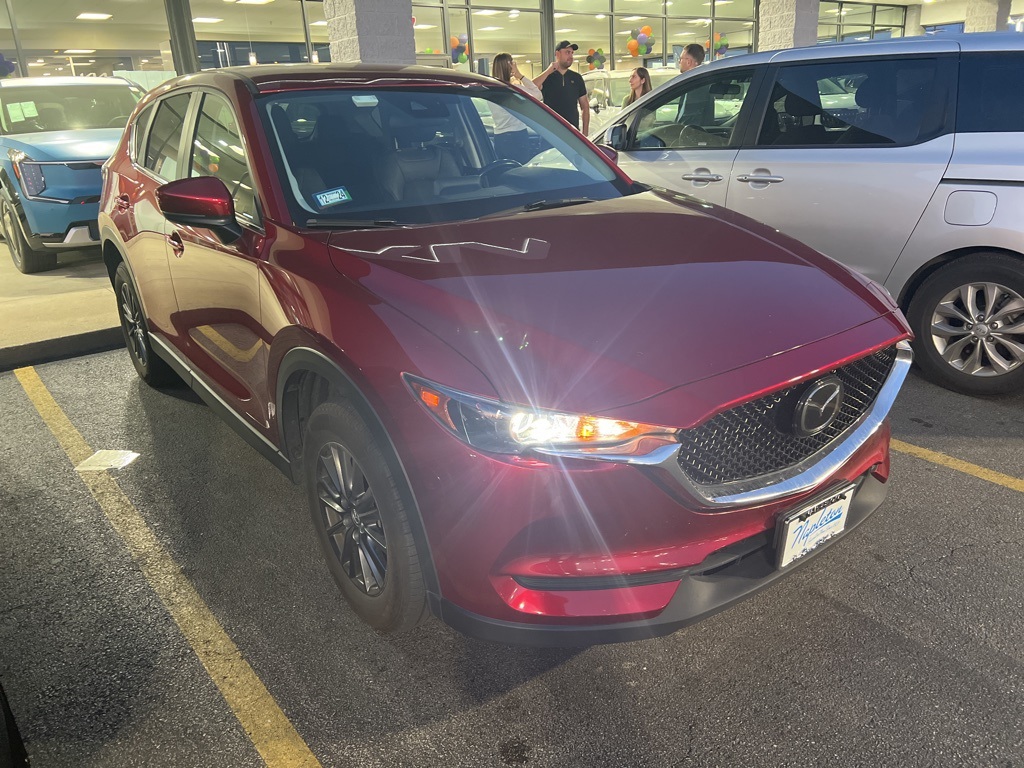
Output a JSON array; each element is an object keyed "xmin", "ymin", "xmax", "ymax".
[
  {"xmin": 327, "ymin": 191, "xmax": 904, "ymax": 415},
  {"xmin": 1, "ymin": 128, "xmax": 123, "ymax": 162}
]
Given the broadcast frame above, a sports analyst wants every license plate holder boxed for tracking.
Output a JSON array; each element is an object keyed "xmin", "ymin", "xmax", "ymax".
[{"xmin": 776, "ymin": 484, "xmax": 855, "ymax": 569}]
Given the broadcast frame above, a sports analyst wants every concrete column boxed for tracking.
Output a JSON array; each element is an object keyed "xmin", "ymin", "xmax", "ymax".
[
  {"xmin": 757, "ymin": 0, "xmax": 818, "ymax": 52},
  {"xmin": 964, "ymin": 0, "xmax": 1012, "ymax": 32},
  {"xmin": 323, "ymin": 0, "xmax": 415, "ymax": 65},
  {"xmin": 904, "ymin": 5, "xmax": 924, "ymax": 37}
]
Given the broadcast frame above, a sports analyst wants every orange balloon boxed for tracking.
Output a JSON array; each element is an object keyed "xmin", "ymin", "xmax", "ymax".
[
  {"xmin": 626, "ymin": 39, "xmax": 639, "ymax": 51},
  {"xmin": 450, "ymin": 36, "xmax": 459, "ymax": 48},
  {"xmin": 641, "ymin": 25, "xmax": 653, "ymax": 36},
  {"xmin": 588, "ymin": 48, "xmax": 596, "ymax": 55}
]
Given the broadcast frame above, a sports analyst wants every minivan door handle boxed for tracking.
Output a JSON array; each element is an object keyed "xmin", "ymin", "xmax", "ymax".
[
  {"xmin": 736, "ymin": 174, "xmax": 785, "ymax": 184},
  {"xmin": 682, "ymin": 170, "xmax": 724, "ymax": 184}
]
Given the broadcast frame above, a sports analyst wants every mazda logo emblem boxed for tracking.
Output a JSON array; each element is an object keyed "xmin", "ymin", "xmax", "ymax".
[{"xmin": 793, "ymin": 376, "xmax": 844, "ymax": 437}]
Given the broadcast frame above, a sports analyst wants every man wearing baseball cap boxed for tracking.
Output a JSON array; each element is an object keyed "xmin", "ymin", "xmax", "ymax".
[{"xmin": 534, "ymin": 40, "xmax": 590, "ymax": 135}]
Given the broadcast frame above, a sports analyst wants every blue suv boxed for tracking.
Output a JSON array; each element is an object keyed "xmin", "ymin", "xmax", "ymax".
[{"xmin": 0, "ymin": 76, "xmax": 142, "ymax": 273}]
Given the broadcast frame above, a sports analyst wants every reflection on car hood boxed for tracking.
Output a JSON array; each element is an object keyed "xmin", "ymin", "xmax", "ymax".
[
  {"xmin": 0, "ymin": 128, "xmax": 123, "ymax": 162},
  {"xmin": 328, "ymin": 191, "xmax": 903, "ymax": 414}
]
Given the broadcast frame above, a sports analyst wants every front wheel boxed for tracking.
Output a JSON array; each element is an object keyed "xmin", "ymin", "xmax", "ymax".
[
  {"xmin": 303, "ymin": 400, "xmax": 427, "ymax": 633},
  {"xmin": 907, "ymin": 253, "xmax": 1024, "ymax": 396},
  {"xmin": 1, "ymin": 198, "xmax": 56, "ymax": 274}
]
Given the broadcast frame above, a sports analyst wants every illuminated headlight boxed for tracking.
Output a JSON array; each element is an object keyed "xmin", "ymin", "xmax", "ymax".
[
  {"xmin": 404, "ymin": 374, "xmax": 678, "ymax": 457},
  {"xmin": 8, "ymin": 149, "xmax": 46, "ymax": 198}
]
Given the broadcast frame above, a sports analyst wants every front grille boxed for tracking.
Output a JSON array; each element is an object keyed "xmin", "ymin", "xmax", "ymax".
[{"xmin": 676, "ymin": 346, "xmax": 897, "ymax": 487}]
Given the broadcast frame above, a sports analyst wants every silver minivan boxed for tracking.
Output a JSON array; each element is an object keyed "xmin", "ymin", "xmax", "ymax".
[{"xmin": 595, "ymin": 33, "xmax": 1024, "ymax": 396}]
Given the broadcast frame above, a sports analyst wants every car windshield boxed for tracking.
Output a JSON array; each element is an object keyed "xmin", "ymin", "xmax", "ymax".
[
  {"xmin": 0, "ymin": 83, "xmax": 142, "ymax": 135},
  {"xmin": 259, "ymin": 85, "xmax": 634, "ymax": 227}
]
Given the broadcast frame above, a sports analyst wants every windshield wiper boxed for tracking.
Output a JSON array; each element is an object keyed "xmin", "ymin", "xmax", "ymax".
[
  {"xmin": 304, "ymin": 218, "xmax": 400, "ymax": 229},
  {"xmin": 522, "ymin": 198, "xmax": 596, "ymax": 212}
]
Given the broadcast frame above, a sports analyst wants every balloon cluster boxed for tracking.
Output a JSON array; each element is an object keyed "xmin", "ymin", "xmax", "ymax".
[
  {"xmin": 626, "ymin": 25, "xmax": 656, "ymax": 57},
  {"xmin": 450, "ymin": 34, "xmax": 470, "ymax": 64},
  {"xmin": 0, "ymin": 53, "xmax": 16, "ymax": 79},
  {"xmin": 704, "ymin": 33, "xmax": 729, "ymax": 57},
  {"xmin": 585, "ymin": 48, "xmax": 606, "ymax": 70}
]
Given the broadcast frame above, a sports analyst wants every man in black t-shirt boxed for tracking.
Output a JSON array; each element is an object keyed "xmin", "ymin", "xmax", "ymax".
[{"xmin": 535, "ymin": 40, "xmax": 590, "ymax": 135}]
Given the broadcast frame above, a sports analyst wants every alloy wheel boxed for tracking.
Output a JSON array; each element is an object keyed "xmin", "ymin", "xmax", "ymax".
[
  {"xmin": 930, "ymin": 282, "xmax": 1024, "ymax": 378},
  {"xmin": 315, "ymin": 442, "xmax": 388, "ymax": 596},
  {"xmin": 119, "ymin": 281, "xmax": 149, "ymax": 368}
]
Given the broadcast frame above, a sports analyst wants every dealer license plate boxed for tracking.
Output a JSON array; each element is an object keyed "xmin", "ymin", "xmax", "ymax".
[{"xmin": 777, "ymin": 485, "xmax": 855, "ymax": 568}]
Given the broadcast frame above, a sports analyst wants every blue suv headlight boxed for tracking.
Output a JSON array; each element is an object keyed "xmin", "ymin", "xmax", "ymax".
[{"xmin": 8, "ymin": 149, "xmax": 47, "ymax": 198}]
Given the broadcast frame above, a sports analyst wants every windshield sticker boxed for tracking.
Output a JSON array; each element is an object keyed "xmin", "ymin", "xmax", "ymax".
[
  {"xmin": 20, "ymin": 102, "xmax": 38, "ymax": 118},
  {"xmin": 7, "ymin": 103, "xmax": 24, "ymax": 122},
  {"xmin": 314, "ymin": 186, "xmax": 352, "ymax": 208}
]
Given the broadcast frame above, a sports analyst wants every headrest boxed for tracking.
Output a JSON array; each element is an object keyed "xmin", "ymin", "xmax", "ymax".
[
  {"xmin": 785, "ymin": 92, "xmax": 820, "ymax": 117},
  {"xmin": 855, "ymin": 78, "xmax": 889, "ymax": 109}
]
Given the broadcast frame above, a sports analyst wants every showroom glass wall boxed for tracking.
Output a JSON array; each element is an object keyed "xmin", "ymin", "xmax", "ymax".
[{"xmin": 817, "ymin": 2, "xmax": 906, "ymax": 42}]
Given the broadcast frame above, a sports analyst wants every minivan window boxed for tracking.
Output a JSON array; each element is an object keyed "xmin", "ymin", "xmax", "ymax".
[
  {"xmin": 144, "ymin": 94, "xmax": 192, "ymax": 180},
  {"xmin": 756, "ymin": 57, "xmax": 950, "ymax": 147},
  {"xmin": 957, "ymin": 53, "xmax": 1024, "ymax": 133},
  {"xmin": 630, "ymin": 70, "xmax": 754, "ymax": 150}
]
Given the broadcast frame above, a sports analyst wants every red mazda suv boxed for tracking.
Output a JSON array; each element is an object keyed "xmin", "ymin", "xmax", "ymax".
[{"xmin": 99, "ymin": 64, "xmax": 912, "ymax": 646}]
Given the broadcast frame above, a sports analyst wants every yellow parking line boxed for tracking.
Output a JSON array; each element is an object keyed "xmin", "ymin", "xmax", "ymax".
[
  {"xmin": 892, "ymin": 438, "xmax": 1024, "ymax": 494},
  {"xmin": 14, "ymin": 366, "xmax": 321, "ymax": 768}
]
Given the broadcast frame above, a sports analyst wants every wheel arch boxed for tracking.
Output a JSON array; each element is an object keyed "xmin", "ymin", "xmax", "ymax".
[
  {"xmin": 275, "ymin": 345, "xmax": 441, "ymax": 597},
  {"xmin": 896, "ymin": 246, "xmax": 1024, "ymax": 312}
]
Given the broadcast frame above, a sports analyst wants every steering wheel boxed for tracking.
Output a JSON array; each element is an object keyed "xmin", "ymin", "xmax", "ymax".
[{"xmin": 479, "ymin": 158, "xmax": 522, "ymax": 188}]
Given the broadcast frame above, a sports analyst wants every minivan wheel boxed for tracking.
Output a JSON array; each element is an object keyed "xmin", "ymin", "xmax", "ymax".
[
  {"xmin": 1, "ymin": 198, "xmax": 57, "ymax": 274},
  {"xmin": 113, "ymin": 262, "xmax": 177, "ymax": 387},
  {"xmin": 302, "ymin": 400, "xmax": 427, "ymax": 633},
  {"xmin": 907, "ymin": 253, "xmax": 1024, "ymax": 396}
]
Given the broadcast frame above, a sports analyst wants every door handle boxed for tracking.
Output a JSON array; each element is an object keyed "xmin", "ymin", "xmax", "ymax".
[
  {"xmin": 115, "ymin": 193, "xmax": 131, "ymax": 212},
  {"xmin": 736, "ymin": 174, "xmax": 785, "ymax": 184},
  {"xmin": 681, "ymin": 173, "xmax": 724, "ymax": 183},
  {"xmin": 167, "ymin": 230, "xmax": 185, "ymax": 257}
]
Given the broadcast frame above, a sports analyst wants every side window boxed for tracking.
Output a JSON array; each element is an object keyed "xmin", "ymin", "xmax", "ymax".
[
  {"xmin": 143, "ymin": 93, "xmax": 192, "ymax": 180},
  {"xmin": 757, "ymin": 57, "xmax": 949, "ymax": 147},
  {"xmin": 190, "ymin": 92, "xmax": 258, "ymax": 225},
  {"xmin": 630, "ymin": 70, "xmax": 754, "ymax": 150},
  {"xmin": 957, "ymin": 53, "xmax": 1024, "ymax": 134},
  {"xmin": 130, "ymin": 103, "xmax": 154, "ymax": 164}
]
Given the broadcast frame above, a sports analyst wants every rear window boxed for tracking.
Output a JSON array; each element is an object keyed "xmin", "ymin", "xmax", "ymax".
[{"xmin": 957, "ymin": 52, "xmax": 1024, "ymax": 133}]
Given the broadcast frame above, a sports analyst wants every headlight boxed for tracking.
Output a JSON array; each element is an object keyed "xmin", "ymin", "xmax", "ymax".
[
  {"xmin": 8, "ymin": 149, "xmax": 46, "ymax": 198},
  {"xmin": 404, "ymin": 374, "xmax": 678, "ymax": 457}
]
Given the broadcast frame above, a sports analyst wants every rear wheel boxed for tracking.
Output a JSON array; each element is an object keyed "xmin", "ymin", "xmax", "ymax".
[
  {"xmin": 907, "ymin": 253, "xmax": 1024, "ymax": 396},
  {"xmin": 113, "ymin": 261, "xmax": 177, "ymax": 387},
  {"xmin": 1, "ymin": 198, "xmax": 56, "ymax": 274},
  {"xmin": 303, "ymin": 400, "xmax": 427, "ymax": 633}
]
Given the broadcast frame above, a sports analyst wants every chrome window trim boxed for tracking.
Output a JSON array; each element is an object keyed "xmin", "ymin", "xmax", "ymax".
[{"xmin": 535, "ymin": 340, "xmax": 912, "ymax": 508}]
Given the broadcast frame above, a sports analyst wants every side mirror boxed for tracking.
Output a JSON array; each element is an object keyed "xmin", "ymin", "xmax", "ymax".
[
  {"xmin": 606, "ymin": 123, "xmax": 627, "ymax": 151},
  {"xmin": 595, "ymin": 144, "xmax": 618, "ymax": 164},
  {"xmin": 156, "ymin": 176, "xmax": 242, "ymax": 244}
]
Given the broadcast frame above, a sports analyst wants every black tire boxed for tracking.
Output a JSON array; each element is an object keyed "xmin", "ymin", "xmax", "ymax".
[
  {"xmin": 907, "ymin": 252, "xmax": 1024, "ymax": 396},
  {"xmin": 113, "ymin": 261, "xmax": 177, "ymax": 387},
  {"xmin": 303, "ymin": 400, "xmax": 427, "ymax": 633},
  {"xmin": 1, "ymin": 197, "xmax": 57, "ymax": 274}
]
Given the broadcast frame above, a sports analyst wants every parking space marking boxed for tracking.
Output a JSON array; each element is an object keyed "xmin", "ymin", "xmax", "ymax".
[
  {"xmin": 892, "ymin": 438, "xmax": 1024, "ymax": 494},
  {"xmin": 14, "ymin": 366, "xmax": 322, "ymax": 768}
]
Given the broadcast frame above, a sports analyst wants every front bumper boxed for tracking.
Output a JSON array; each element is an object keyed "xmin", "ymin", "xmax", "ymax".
[{"xmin": 433, "ymin": 467, "xmax": 889, "ymax": 647}]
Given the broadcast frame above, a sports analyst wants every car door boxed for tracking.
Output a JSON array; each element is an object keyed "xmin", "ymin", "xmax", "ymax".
[
  {"xmin": 727, "ymin": 52, "xmax": 958, "ymax": 284},
  {"xmin": 164, "ymin": 89, "xmax": 270, "ymax": 431},
  {"xmin": 611, "ymin": 66, "xmax": 761, "ymax": 206},
  {"xmin": 118, "ymin": 92, "xmax": 195, "ymax": 340}
]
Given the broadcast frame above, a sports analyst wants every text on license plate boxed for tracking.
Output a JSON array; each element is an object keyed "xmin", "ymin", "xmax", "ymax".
[{"xmin": 777, "ymin": 485, "xmax": 855, "ymax": 568}]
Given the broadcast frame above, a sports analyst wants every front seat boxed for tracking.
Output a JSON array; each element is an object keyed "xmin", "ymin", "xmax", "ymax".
[
  {"xmin": 380, "ymin": 124, "xmax": 462, "ymax": 203},
  {"xmin": 837, "ymin": 78, "xmax": 897, "ymax": 145},
  {"xmin": 773, "ymin": 92, "xmax": 828, "ymax": 145}
]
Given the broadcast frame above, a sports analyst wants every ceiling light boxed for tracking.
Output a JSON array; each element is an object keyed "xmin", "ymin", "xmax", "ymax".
[
  {"xmin": 27, "ymin": 61, "xmax": 43, "ymax": 66},
  {"xmin": 622, "ymin": 16, "xmax": 644, "ymax": 21},
  {"xmin": 64, "ymin": 49, "xmax": 96, "ymax": 54},
  {"xmin": 413, "ymin": 24, "xmax": 436, "ymax": 29},
  {"xmin": 596, "ymin": 14, "xmax": 607, "ymax": 19},
  {"xmin": 311, "ymin": 20, "xmax": 327, "ymax": 26},
  {"xmin": 555, "ymin": 29, "xmax": 577, "ymax": 33},
  {"xmin": 193, "ymin": 17, "xmax": 223, "ymax": 23},
  {"xmin": 141, "ymin": 59, "xmax": 149, "ymax": 63},
  {"xmin": 236, "ymin": 0, "xmax": 274, "ymax": 4},
  {"xmin": 478, "ymin": 26, "xmax": 503, "ymax": 31},
  {"xmin": 473, "ymin": 9, "xmax": 501, "ymax": 15},
  {"xmin": 76, "ymin": 12, "xmax": 112, "ymax": 20},
  {"xmin": 35, "ymin": 58, "xmax": 44, "ymax": 63},
  {"xmin": 553, "ymin": 13, "xmax": 570, "ymax": 18}
]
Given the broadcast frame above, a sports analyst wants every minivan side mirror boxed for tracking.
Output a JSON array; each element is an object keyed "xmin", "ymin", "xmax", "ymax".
[
  {"xmin": 156, "ymin": 176, "xmax": 242, "ymax": 244},
  {"xmin": 606, "ymin": 123, "xmax": 627, "ymax": 151}
]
